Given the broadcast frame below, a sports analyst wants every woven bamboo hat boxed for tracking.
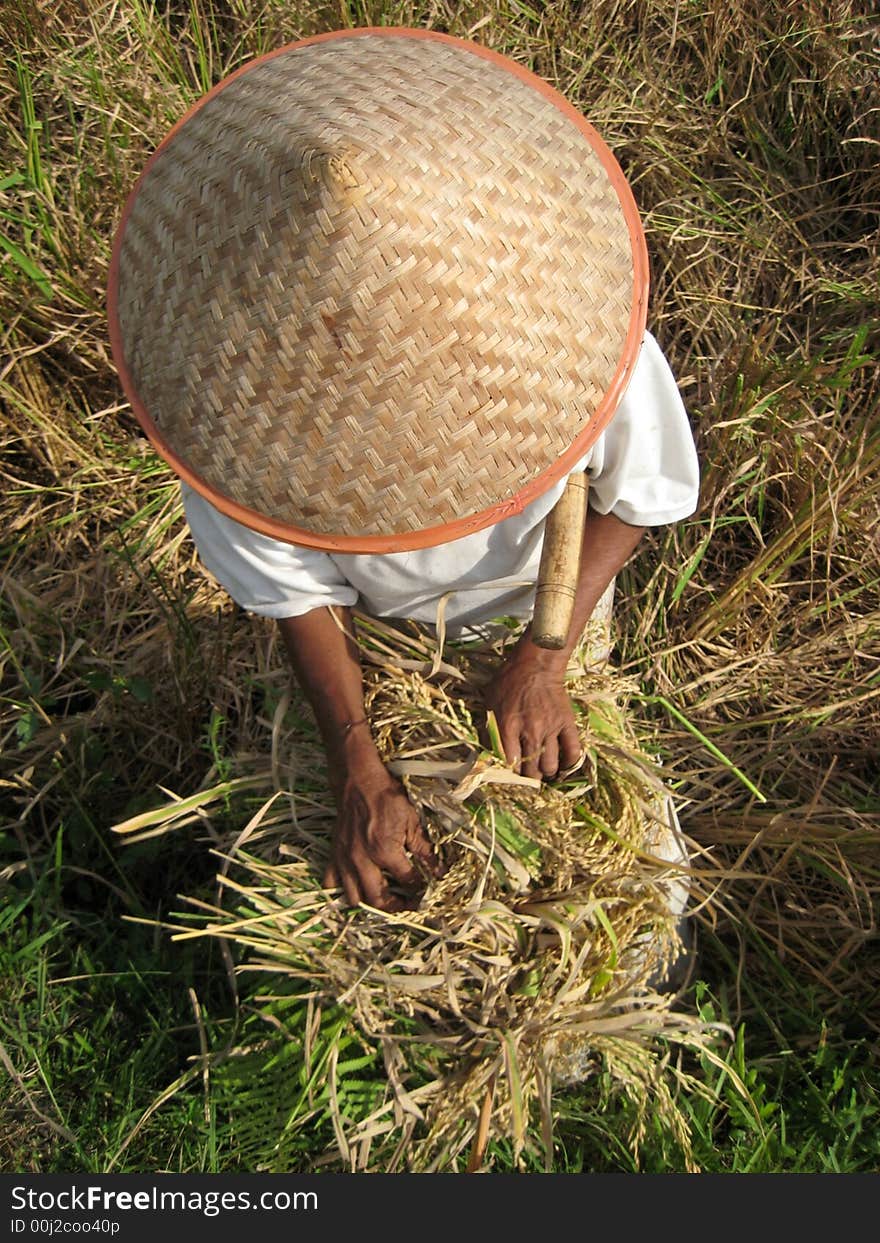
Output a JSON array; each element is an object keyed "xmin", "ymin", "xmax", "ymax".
[{"xmin": 108, "ymin": 27, "xmax": 648, "ymax": 553}]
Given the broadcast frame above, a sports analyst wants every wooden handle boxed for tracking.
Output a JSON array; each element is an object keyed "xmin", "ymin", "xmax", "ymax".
[{"xmin": 531, "ymin": 474, "xmax": 588, "ymax": 650}]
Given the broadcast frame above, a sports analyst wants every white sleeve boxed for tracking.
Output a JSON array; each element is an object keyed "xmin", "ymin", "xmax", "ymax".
[
  {"xmin": 586, "ymin": 332, "xmax": 700, "ymax": 526},
  {"xmin": 182, "ymin": 484, "xmax": 357, "ymax": 619}
]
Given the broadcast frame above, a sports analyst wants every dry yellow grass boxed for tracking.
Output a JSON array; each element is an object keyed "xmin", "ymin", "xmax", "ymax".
[{"xmin": 114, "ymin": 613, "xmax": 728, "ymax": 1170}]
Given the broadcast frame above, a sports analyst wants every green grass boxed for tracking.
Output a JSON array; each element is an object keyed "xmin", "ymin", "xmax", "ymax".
[
  {"xmin": 4, "ymin": 885, "xmax": 877, "ymax": 1172},
  {"xmin": 0, "ymin": 864, "xmax": 231, "ymax": 1172},
  {"xmin": 1, "ymin": 0, "xmax": 878, "ymax": 1172}
]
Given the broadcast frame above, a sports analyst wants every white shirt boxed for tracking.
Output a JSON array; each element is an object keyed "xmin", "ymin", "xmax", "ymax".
[{"xmin": 183, "ymin": 332, "xmax": 699, "ymax": 627}]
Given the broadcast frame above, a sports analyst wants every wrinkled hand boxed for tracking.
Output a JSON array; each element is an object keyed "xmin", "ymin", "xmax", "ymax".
[
  {"xmin": 324, "ymin": 763, "xmax": 441, "ymax": 911},
  {"xmin": 483, "ymin": 650, "xmax": 583, "ymax": 781}
]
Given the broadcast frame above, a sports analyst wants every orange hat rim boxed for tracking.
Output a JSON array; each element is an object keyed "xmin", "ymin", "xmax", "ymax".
[{"xmin": 107, "ymin": 26, "xmax": 649, "ymax": 554}]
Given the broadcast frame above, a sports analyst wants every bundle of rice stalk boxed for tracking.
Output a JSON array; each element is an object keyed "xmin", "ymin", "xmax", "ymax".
[{"xmin": 115, "ymin": 611, "xmax": 728, "ymax": 1171}]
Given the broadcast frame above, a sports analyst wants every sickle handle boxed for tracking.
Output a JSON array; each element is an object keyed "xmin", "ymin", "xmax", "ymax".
[{"xmin": 531, "ymin": 474, "xmax": 588, "ymax": 650}]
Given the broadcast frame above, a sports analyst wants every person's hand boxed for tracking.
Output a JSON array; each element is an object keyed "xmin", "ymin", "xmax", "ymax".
[
  {"xmin": 483, "ymin": 643, "xmax": 583, "ymax": 781},
  {"xmin": 324, "ymin": 760, "xmax": 441, "ymax": 911}
]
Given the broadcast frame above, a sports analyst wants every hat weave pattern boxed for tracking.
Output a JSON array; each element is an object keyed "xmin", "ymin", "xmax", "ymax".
[{"xmin": 112, "ymin": 32, "xmax": 640, "ymax": 548}]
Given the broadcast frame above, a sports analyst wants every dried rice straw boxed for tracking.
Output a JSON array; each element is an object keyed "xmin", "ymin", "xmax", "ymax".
[{"xmin": 115, "ymin": 610, "xmax": 730, "ymax": 1170}]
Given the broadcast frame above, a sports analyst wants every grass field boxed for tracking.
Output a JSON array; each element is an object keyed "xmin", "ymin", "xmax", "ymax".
[{"xmin": 1, "ymin": 0, "xmax": 878, "ymax": 1172}]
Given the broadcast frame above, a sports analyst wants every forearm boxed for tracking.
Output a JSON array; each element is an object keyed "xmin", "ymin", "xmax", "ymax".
[
  {"xmin": 483, "ymin": 506, "xmax": 645, "ymax": 777},
  {"xmin": 276, "ymin": 606, "xmax": 383, "ymax": 790},
  {"xmin": 515, "ymin": 506, "xmax": 646, "ymax": 674},
  {"xmin": 277, "ymin": 605, "xmax": 439, "ymax": 907}
]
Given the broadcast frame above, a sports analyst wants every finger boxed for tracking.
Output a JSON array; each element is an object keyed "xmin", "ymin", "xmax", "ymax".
[
  {"xmin": 405, "ymin": 822, "xmax": 444, "ymax": 877},
  {"xmin": 353, "ymin": 852, "xmax": 402, "ymax": 912},
  {"xmin": 411, "ymin": 845, "xmax": 444, "ymax": 880},
  {"xmin": 371, "ymin": 841, "xmax": 423, "ymax": 890},
  {"xmin": 539, "ymin": 734, "xmax": 560, "ymax": 779},
  {"xmin": 519, "ymin": 738, "xmax": 541, "ymax": 781},
  {"xmin": 559, "ymin": 725, "xmax": 584, "ymax": 775},
  {"xmin": 377, "ymin": 893, "xmax": 407, "ymax": 913},
  {"xmin": 337, "ymin": 863, "xmax": 363, "ymax": 909},
  {"xmin": 323, "ymin": 862, "xmax": 341, "ymax": 891},
  {"xmin": 496, "ymin": 720, "xmax": 522, "ymax": 772}
]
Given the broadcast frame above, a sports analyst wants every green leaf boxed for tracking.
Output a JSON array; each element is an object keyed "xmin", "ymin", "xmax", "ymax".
[
  {"xmin": 16, "ymin": 708, "xmax": 40, "ymax": 746},
  {"xmin": 593, "ymin": 904, "xmax": 620, "ymax": 969},
  {"xmin": 125, "ymin": 675, "xmax": 154, "ymax": 704},
  {"xmin": 0, "ymin": 229, "xmax": 53, "ymax": 296},
  {"xmin": 83, "ymin": 669, "xmax": 114, "ymax": 693},
  {"xmin": 485, "ymin": 709, "xmax": 506, "ymax": 761},
  {"xmin": 479, "ymin": 806, "xmax": 543, "ymax": 875}
]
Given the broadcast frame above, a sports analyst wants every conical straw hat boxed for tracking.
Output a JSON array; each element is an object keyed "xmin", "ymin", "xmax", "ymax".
[{"xmin": 108, "ymin": 27, "xmax": 648, "ymax": 552}]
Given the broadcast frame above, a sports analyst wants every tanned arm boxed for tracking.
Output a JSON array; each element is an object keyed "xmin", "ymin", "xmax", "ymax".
[
  {"xmin": 277, "ymin": 606, "xmax": 439, "ymax": 910},
  {"xmin": 484, "ymin": 507, "xmax": 646, "ymax": 779}
]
